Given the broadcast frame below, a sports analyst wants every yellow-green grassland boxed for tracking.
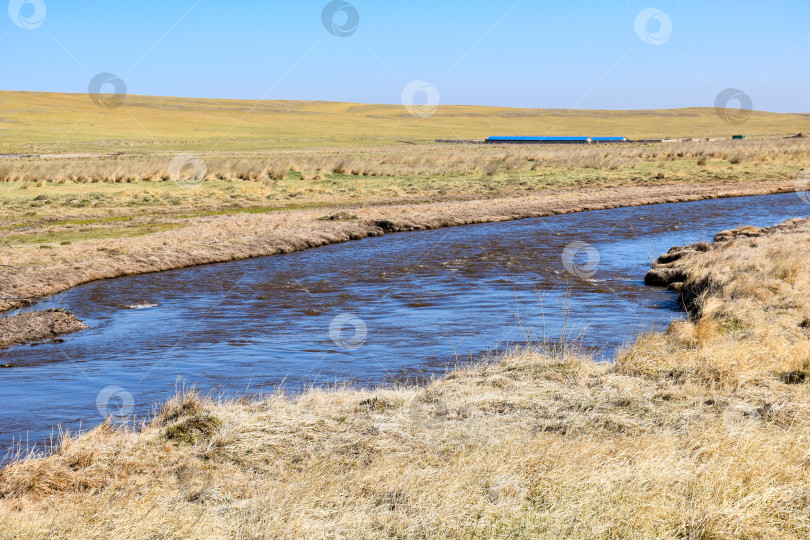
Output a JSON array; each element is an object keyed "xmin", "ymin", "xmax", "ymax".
[
  {"xmin": 1, "ymin": 91, "xmax": 810, "ymax": 310},
  {"xmin": 2, "ymin": 91, "xmax": 810, "ymax": 538}
]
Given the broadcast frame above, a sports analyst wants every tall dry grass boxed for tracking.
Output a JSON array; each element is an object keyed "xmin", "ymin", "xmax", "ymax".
[
  {"xmin": 1, "ymin": 138, "xmax": 808, "ymax": 186},
  {"xmin": 2, "ymin": 218, "xmax": 810, "ymax": 537}
]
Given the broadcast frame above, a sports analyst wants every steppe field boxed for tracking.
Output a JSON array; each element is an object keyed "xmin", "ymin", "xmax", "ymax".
[
  {"xmin": 3, "ymin": 92, "xmax": 810, "ymax": 538},
  {"xmin": 1, "ymin": 91, "xmax": 810, "ymax": 309}
]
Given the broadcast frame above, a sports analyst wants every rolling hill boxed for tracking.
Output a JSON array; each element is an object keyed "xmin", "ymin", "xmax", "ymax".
[{"xmin": 1, "ymin": 91, "xmax": 809, "ymax": 154}]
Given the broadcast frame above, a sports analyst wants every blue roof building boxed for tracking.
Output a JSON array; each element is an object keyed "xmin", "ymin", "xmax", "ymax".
[
  {"xmin": 486, "ymin": 136, "xmax": 591, "ymax": 144},
  {"xmin": 485, "ymin": 136, "xmax": 629, "ymax": 145}
]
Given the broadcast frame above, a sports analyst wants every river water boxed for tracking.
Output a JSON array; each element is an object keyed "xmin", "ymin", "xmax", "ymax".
[{"xmin": 1, "ymin": 192, "xmax": 808, "ymax": 458}]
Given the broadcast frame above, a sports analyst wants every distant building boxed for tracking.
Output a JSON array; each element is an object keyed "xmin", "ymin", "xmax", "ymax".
[
  {"xmin": 486, "ymin": 136, "xmax": 592, "ymax": 144},
  {"xmin": 485, "ymin": 136, "xmax": 629, "ymax": 145}
]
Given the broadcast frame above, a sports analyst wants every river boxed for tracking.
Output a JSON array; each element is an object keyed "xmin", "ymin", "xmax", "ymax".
[{"xmin": 1, "ymin": 191, "xmax": 808, "ymax": 458}]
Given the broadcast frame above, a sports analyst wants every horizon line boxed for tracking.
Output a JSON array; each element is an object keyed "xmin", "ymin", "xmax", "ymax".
[{"xmin": 1, "ymin": 89, "xmax": 808, "ymax": 116}]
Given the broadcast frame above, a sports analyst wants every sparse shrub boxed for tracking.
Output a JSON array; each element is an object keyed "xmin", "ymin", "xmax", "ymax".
[
  {"xmin": 317, "ymin": 211, "xmax": 358, "ymax": 221},
  {"xmin": 485, "ymin": 160, "xmax": 501, "ymax": 177},
  {"xmin": 164, "ymin": 413, "xmax": 222, "ymax": 445},
  {"xmin": 267, "ymin": 167, "xmax": 287, "ymax": 182}
]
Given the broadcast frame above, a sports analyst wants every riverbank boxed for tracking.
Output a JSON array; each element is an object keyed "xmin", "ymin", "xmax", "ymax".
[
  {"xmin": 0, "ymin": 309, "xmax": 87, "ymax": 352},
  {"xmin": 2, "ymin": 216, "xmax": 809, "ymax": 538},
  {"xmin": 0, "ymin": 178, "xmax": 803, "ymax": 315},
  {"xmin": 3, "ymin": 132, "xmax": 809, "ymax": 320}
]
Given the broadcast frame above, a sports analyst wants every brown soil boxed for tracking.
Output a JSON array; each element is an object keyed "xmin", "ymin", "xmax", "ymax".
[{"xmin": 0, "ymin": 309, "xmax": 88, "ymax": 352}]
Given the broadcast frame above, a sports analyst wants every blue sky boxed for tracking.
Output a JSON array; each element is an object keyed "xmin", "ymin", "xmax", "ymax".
[{"xmin": 1, "ymin": 0, "xmax": 808, "ymax": 111}]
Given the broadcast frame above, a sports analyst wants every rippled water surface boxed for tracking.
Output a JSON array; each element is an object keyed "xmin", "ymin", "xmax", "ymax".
[{"xmin": 1, "ymin": 192, "xmax": 808, "ymax": 457}]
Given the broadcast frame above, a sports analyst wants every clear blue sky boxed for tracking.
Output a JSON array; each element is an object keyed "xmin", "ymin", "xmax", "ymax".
[{"xmin": 2, "ymin": 0, "xmax": 808, "ymax": 112}]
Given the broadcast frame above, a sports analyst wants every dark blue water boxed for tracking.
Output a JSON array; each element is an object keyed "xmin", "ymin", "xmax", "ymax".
[{"xmin": 1, "ymin": 192, "xmax": 808, "ymax": 458}]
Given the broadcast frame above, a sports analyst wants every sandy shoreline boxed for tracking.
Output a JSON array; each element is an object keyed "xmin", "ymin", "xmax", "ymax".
[{"xmin": 1, "ymin": 180, "xmax": 803, "ymax": 317}]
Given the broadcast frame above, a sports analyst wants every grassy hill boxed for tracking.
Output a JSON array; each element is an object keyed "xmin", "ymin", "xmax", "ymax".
[{"xmin": 2, "ymin": 91, "xmax": 809, "ymax": 154}]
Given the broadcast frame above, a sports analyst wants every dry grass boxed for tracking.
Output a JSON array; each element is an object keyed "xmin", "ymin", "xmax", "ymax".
[
  {"xmin": 1, "ymin": 124, "xmax": 806, "ymax": 317},
  {"xmin": 0, "ymin": 179, "xmax": 800, "ymax": 313},
  {"xmin": 0, "ymin": 138, "xmax": 806, "ymax": 260},
  {"xmin": 2, "ymin": 219, "xmax": 810, "ymax": 538},
  {"xmin": 634, "ymin": 218, "xmax": 810, "ymax": 389},
  {"xmin": 1, "ymin": 138, "xmax": 808, "ymax": 185}
]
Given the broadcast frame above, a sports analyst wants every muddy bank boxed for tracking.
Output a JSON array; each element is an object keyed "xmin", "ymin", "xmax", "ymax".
[
  {"xmin": 646, "ymin": 216, "xmax": 810, "ymax": 313},
  {"xmin": 0, "ymin": 309, "xmax": 88, "ymax": 352},
  {"xmin": 0, "ymin": 180, "xmax": 802, "ymax": 315}
]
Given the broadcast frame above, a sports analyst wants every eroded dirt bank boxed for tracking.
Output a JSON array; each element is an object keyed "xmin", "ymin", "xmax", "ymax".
[
  {"xmin": 646, "ymin": 215, "xmax": 810, "ymax": 313},
  {"xmin": 1, "ymin": 180, "xmax": 802, "ymax": 314},
  {"xmin": 0, "ymin": 309, "xmax": 87, "ymax": 352}
]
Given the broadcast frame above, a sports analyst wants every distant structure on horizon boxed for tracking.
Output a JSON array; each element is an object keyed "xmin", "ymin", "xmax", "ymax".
[
  {"xmin": 435, "ymin": 135, "xmax": 746, "ymax": 145},
  {"xmin": 484, "ymin": 136, "xmax": 628, "ymax": 145}
]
